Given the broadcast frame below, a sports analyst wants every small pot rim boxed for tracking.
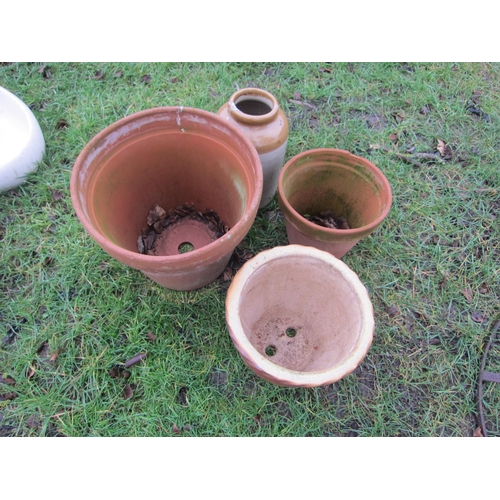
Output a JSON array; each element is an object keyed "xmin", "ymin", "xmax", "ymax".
[
  {"xmin": 228, "ymin": 87, "xmax": 279, "ymax": 125},
  {"xmin": 225, "ymin": 245, "xmax": 374, "ymax": 387},
  {"xmin": 70, "ymin": 106, "xmax": 263, "ymax": 268},
  {"xmin": 278, "ymin": 148, "xmax": 392, "ymax": 237}
]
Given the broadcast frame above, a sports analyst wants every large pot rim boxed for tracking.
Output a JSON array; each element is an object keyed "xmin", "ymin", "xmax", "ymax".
[
  {"xmin": 278, "ymin": 148, "xmax": 392, "ymax": 237},
  {"xmin": 225, "ymin": 245, "xmax": 375, "ymax": 387},
  {"xmin": 70, "ymin": 106, "xmax": 263, "ymax": 269}
]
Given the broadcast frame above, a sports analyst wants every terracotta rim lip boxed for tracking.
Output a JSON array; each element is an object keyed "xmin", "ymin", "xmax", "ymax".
[
  {"xmin": 277, "ymin": 148, "xmax": 393, "ymax": 236},
  {"xmin": 70, "ymin": 106, "xmax": 263, "ymax": 265},
  {"xmin": 228, "ymin": 88, "xmax": 279, "ymax": 124},
  {"xmin": 225, "ymin": 245, "xmax": 375, "ymax": 386}
]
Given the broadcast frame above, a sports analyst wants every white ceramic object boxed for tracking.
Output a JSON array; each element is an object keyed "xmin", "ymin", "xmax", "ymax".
[
  {"xmin": 0, "ymin": 86, "xmax": 45, "ymax": 192},
  {"xmin": 226, "ymin": 245, "xmax": 374, "ymax": 387}
]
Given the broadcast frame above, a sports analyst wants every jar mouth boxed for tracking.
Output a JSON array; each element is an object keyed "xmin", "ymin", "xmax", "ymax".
[{"xmin": 228, "ymin": 88, "xmax": 279, "ymax": 124}]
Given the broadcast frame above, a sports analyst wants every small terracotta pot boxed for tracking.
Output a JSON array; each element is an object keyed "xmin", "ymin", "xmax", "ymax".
[
  {"xmin": 217, "ymin": 88, "xmax": 288, "ymax": 209},
  {"xmin": 70, "ymin": 107, "xmax": 263, "ymax": 291},
  {"xmin": 278, "ymin": 148, "xmax": 392, "ymax": 258},
  {"xmin": 226, "ymin": 245, "xmax": 374, "ymax": 387}
]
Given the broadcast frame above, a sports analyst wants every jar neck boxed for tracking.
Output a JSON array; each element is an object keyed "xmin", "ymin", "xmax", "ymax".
[{"xmin": 228, "ymin": 88, "xmax": 279, "ymax": 125}]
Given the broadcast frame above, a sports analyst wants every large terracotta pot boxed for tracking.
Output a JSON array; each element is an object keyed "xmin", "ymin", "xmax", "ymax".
[
  {"xmin": 70, "ymin": 107, "xmax": 263, "ymax": 291},
  {"xmin": 278, "ymin": 149, "xmax": 392, "ymax": 258},
  {"xmin": 225, "ymin": 245, "xmax": 374, "ymax": 387},
  {"xmin": 217, "ymin": 88, "xmax": 288, "ymax": 209}
]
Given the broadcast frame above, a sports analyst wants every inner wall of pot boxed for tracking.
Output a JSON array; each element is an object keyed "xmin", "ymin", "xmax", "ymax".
[
  {"xmin": 235, "ymin": 95, "xmax": 273, "ymax": 116},
  {"xmin": 283, "ymin": 160, "xmax": 385, "ymax": 229},
  {"xmin": 238, "ymin": 255, "xmax": 363, "ymax": 372},
  {"xmin": 88, "ymin": 130, "xmax": 249, "ymax": 252}
]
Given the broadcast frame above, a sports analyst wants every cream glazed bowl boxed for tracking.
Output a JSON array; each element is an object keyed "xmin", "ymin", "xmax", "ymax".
[
  {"xmin": 225, "ymin": 245, "xmax": 374, "ymax": 387},
  {"xmin": 0, "ymin": 86, "xmax": 45, "ymax": 192}
]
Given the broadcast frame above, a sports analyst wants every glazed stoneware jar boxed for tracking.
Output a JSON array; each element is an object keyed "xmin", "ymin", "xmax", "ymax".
[{"xmin": 218, "ymin": 88, "xmax": 288, "ymax": 208}]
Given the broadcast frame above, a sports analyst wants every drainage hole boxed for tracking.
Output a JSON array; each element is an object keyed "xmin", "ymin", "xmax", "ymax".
[
  {"xmin": 178, "ymin": 242, "xmax": 194, "ymax": 254},
  {"xmin": 286, "ymin": 327, "xmax": 297, "ymax": 338},
  {"xmin": 265, "ymin": 345, "xmax": 277, "ymax": 357}
]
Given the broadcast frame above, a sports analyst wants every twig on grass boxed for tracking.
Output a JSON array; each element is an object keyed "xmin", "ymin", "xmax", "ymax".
[{"xmin": 372, "ymin": 145, "xmax": 445, "ymax": 168}]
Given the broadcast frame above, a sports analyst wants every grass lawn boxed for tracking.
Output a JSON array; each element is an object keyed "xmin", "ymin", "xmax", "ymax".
[{"xmin": 1, "ymin": 62, "xmax": 499, "ymax": 437}]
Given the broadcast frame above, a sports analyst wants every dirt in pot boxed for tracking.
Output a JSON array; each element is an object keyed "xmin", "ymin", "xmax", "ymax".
[
  {"xmin": 137, "ymin": 203, "xmax": 229, "ymax": 256},
  {"xmin": 304, "ymin": 210, "xmax": 350, "ymax": 230}
]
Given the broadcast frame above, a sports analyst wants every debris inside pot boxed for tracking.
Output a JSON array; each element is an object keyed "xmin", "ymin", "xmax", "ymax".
[
  {"xmin": 304, "ymin": 210, "xmax": 350, "ymax": 230},
  {"xmin": 137, "ymin": 203, "xmax": 229, "ymax": 255}
]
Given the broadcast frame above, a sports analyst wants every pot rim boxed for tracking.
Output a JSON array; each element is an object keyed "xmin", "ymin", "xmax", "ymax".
[
  {"xmin": 278, "ymin": 148, "xmax": 392, "ymax": 237},
  {"xmin": 228, "ymin": 87, "xmax": 279, "ymax": 125},
  {"xmin": 70, "ymin": 106, "xmax": 263, "ymax": 267},
  {"xmin": 225, "ymin": 245, "xmax": 375, "ymax": 387}
]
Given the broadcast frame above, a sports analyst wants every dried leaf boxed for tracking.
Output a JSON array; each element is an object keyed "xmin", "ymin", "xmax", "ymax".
[
  {"xmin": 419, "ymin": 104, "xmax": 431, "ymax": 115},
  {"xmin": 178, "ymin": 386, "xmax": 189, "ymax": 406},
  {"xmin": 38, "ymin": 64, "xmax": 51, "ymax": 78},
  {"xmin": 124, "ymin": 352, "xmax": 147, "ymax": 368},
  {"xmin": 473, "ymin": 426, "xmax": 484, "ymax": 437},
  {"xmin": 293, "ymin": 91, "xmax": 301, "ymax": 100},
  {"xmin": 141, "ymin": 74, "xmax": 151, "ymax": 84},
  {"xmin": 366, "ymin": 113, "xmax": 384, "ymax": 129},
  {"xmin": 36, "ymin": 341, "xmax": 48, "ymax": 354},
  {"xmin": 49, "ymin": 348, "xmax": 60, "ymax": 362},
  {"xmin": 51, "ymin": 189, "xmax": 63, "ymax": 201},
  {"xmin": 56, "ymin": 119, "xmax": 69, "ymax": 130},
  {"xmin": 389, "ymin": 133, "xmax": 398, "ymax": 142},
  {"xmin": 386, "ymin": 305, "xmax": 400, "ymax": 318},
  {"xmin": 223, "ymin": 267, "xmax": 233, "ymax": 281},
  {"xmin": 91, "ymin": 70, "xmax": 104, "ymax": 80},
  {"xmin": 146, "ymin": 332, "xmax": 156, "ymax": 342},
  {"xmin": 391, "ymin": 110, "xmax": 405, "ymax": 123},
  {"xmin": 253, "ymin": 414, "xmax": 265, "ymax": 427},
  {"xmin": 0, "ymin": 392, "xmax": 17, "ymax": 401},
  {"xmin": 462, "ymin": 288, "xmax": 473, "ymax": 303},
  {"xmin": 437, "ymin": 139, "xmax": 453, "ymax": 159},
  {"xmin": 472, "ymin": 311, "xmax": 485, "ymax": 323},
  {"xmin": 0, "ymin": 375, "xmax": 16, "ymax": 386},
  {"xmin": 172, "ymin": 423, "xmax": 182, "ymax": 434},
  {"xmin": 114, "ymin": 70, "xmax": 123, "ymax": 78},
  {"xmin": 123, "ymin": 384, "xmax": 133, "ymax": 400},
  {"xmin": 27, "ymin": 365, "xmax": 36, "ymax": 379},
  {"xmin": 147, "ymin": 203, "xmax": 167, "ymax": 226},
  {"xmin": 26, "ymin": 414, "xmax": 40, "ymax": 429}
]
